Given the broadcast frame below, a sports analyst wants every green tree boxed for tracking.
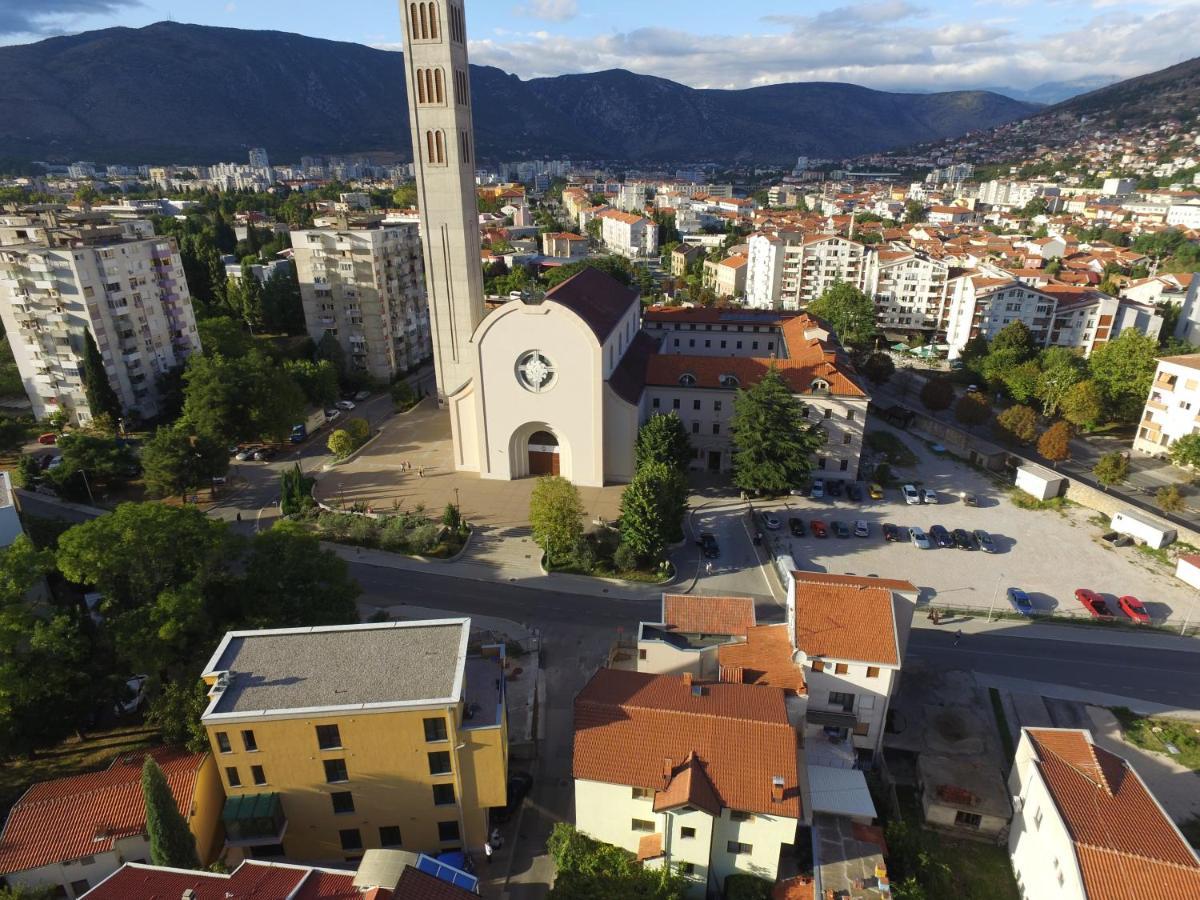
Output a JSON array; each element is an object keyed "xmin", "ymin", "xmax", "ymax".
[
  {"xmin": 316, "ymin": 331, "xmax": 347, "ymax": 382},
  {"xmin": 1061, "ymin": 379, "xmax": 1105, "ymax": 430},
  {"xmin": 146, "ymin": 680, "xmax": 210, "ymax": 752},
  {"xmin": 279, "ymin": 463, "xmax": 315, "ymax": 516},
  {"xmin": 1036, "ymin": 347, "xmax": 1087, "ymax": 416},
  {"xmin": 1089, "ymin": 330, "xmax": 1160, "ymax": 422},
  {"xmin": 529, "ymin": 476, "xmax": 585, "ymax": 566},
  {"xmin": 181, "ymin": 352, "xmax": 305, "ymax": 444},
  {"xmin": 1093, "ymin": 451, "xmax": 1129, "ymax": 487},
  {"xmin": 634, "ymin": 413, "xmax": 692, "ymax": 473},
  {"xmin": 142, "ymin": 757, "xmax": 201, "ymax": 869},
  {"xmin": 954, "ymin": 392, "xmax": 991, "ymax": 428},
  {"xmin": 807, "ymin": 281, "xmax": 877, "ymax": 349},
  {"xmin": 198, "ymin": 316, "xmax": 254, "ymax": 358},
  {"xmin": 730, "ymin": 367, "xmax": 824, "ymax": 495},
  {"xmin": 546, "ymin": 823, "xmax": 687, "ymax": 900},
  {"xmin": 998, "ymin": 359, "xmax": 1041, "ymax": 404},
  {"xmin": 618, "ymin": 471, "xmax": 668, "ymax": 566},
  {"xmin": 1170, "ymin": 433, "xmax": 1200, "ymax": 469},
  {"xmin": 237, "ymin": 523, "xmax": 361, "ymax": 628},
  {"xmin": 284, "ymin": 359, "xmax": 339, "ymax": 408},
  {"xmin": 860, "ymin": 352, "xmax": 895, "ymax": 384},
  {"xmin": 903, "ymin": 200, "xmax": 926, "ymax": 224},
  {"xmin": 81, "ymin": 330, "xmax": 122, "ymax": 423},
  {"xmin": 988, "ymin": 321, "xmax": 1037, "ymax": 362},
  {"xmin": 327, "ymin": 429, "xmax": 355, "ymax": 459},
  {"xmin": 141, "ymin": 426, "xmax": 229, "ymax": 500},
  {"xmin": 1037, "ymin": 421, "xmax": 1074, "ymax": 464},
  {"xmin": 919, "ymin": 378, "xmax": 955, "ymax": 411},
  {"xmin": 995, "ymin": 405, "xmax": 1039, "ymax": 443},
  {"xmin": 1156, "ymin": 484, "xmax": 1185, "ymax": 513}
]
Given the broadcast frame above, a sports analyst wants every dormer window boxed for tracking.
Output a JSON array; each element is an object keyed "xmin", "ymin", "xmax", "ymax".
[
  {"xmin": 719, "ymin": 374, "xmax": 739, "ymax": 388},
  {"xmin": 679, "ymin": 374, "xmax": 697, "ymax": 387},
  {"xmin": 811, "ymin": 378, "xmax": 830, "ymax": 393}
]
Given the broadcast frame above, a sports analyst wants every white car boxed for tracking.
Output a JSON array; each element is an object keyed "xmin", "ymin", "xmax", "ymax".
[
  {"xmin": 324, "ymin": 409, "xmax": 341, "ymax": 423},
  {"xmin": 902, "ymin": 484, "xmax": 921, "ymax": 505},
  {"xmin": 114, "ymin": 674, "xmax": 149, "ymax": 717},
  {"xmin": 761, "ymin": 512, "xmax": 782, "ymax": 530},
  {"xmin": 235, "ymin": 447, "xmax": 257, "ymax": 461},
  {"xmin": 909, "ymin": 527, "xmax": 931, "ymax": 549},
  {"xmin": 853, "ymin": 520, "xmax": 870, "ymax": 538},
  {"xmin": 335, "ymin": 400, "xmax": 356, "ymax": 411},
  {"xmin": 922, "ymin": 489, "xmax": 939, "ymax": 505}
]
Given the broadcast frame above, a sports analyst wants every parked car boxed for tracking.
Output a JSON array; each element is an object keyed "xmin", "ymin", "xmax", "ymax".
[
  {"xmin": 324, "ymin": 409, "xmax": 341, "ymax": 424},
  {"xmin": 37, "ymin": 432, "xmax": 57, "ymax": 445},
  {"xmin": 810, "ymin": 519, "xmax": 828, "ymax": 538},
  {"xmin": 788, "ymin": 517, "xmax": 805, "ymax": 537},
  {"xmin": 827, "ymin": 479, "xmax": 844, "ymax": 498},
  {"xmin": 868, "ymin": 482, "xmax": 884, "ymax": 500},
  {"xmin": 853, "ymin": 520, "xmax": 870, "ymax": 538},
  {"xmin": 922, "ymin": 489, "xmax": 939, "ymax": 505},
  {"xmin": 335, "ymin": 400, "xmax": 356, "ymax": 411},
  {"xmin": 253, "ymin": 447, "xmax": 277, "ymax": 461},
  {"xmin": 974, "ymin": 529, "xmax": 996, "ymax": 553},
  {"xmin": 902, "ymin": 484, "xmax": 921, "ymax": 505},
  {"xmin": 1007, "ymin": 588, "xmax": 1034, "ymax": 616},
  {"xmin": 929, "ymin": 525, "xmax": 953, "ymax": 548},
  {"xmin": 493, "ymin": 771, "xmax": 534, "ymax": 824},
  {"xmin": 235, "ymin": 446, "xmax": 258, "ymax": 461},
  {"xmin": 962, "ymin": 492, "xmax": 979, "ymax": 507},
  {"xmin": 698, "ymin": 533, "xmax": 719, "ymax": 559},
  {"xmin": 1075, "ymin": 588, "xmax": 1115, "ymax": 619},
  {"xmin": 810, "ymin": 479, "xmax": 826, "ymax": 499},
  {"xmin": 952, "ymin": 528, "xmax": 977, "ymax": 550},
  {"xmin": 831, "ymin": 520, "xmax": 850, "ymax": 538},
  {"xmin": 882, "ymin": 523, "xmax": 903, "ymax": 542},
  {"xmin": 46, "ymin": 455, "xmax": 64, "ymax": 470},
  {"xmin": 761, "ymin": 512, "xmax": 781, "ymax": 531},
  {"xmin": 354, "ymin": 389, "xmax": 371, "ymax": 401},
  {"xmin": 113, "ymin": 674, "xmax": 149, "ymax": 717},
  {"xmin": 1117, "ymin": 595, "xmax": 1151, "ymax": 624},
  {"xmin": 846, "ymin": 482, "xmax": 864, "ymax": 501},
  {"xmin": 910, "ymin": 527, "xmax": 931, "ymax": 549}
]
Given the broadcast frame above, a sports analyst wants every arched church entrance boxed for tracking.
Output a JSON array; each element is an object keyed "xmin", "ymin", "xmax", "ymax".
[{"xmin": 527, "ymin": 430, "xmax": 560, "ymax": 476}]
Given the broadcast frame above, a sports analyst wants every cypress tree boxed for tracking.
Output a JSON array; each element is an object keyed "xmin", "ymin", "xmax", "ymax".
[
  {"xmin": 81, "ymin": 330, "xmax": 122, "ymax": 423},
  {"xmin": 141, "ymin": 757, "xmax": 201, "ymax": 869}
]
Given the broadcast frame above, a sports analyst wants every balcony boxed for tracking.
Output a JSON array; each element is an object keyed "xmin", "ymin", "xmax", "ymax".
[
  {"xmin": 222, "ymin": 792, "xmax": 287, "ymax": 847},
  {"xmin": 1146, "ymin": 399, "xmax": 1168, "ymax": 412}
]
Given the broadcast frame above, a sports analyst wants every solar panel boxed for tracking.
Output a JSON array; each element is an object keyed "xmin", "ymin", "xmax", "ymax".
[{"xmin": 416, "ymin": 853, "xmax": 479, "ymax": 891}]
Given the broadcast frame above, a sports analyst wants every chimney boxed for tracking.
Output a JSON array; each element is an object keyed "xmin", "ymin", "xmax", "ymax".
[
  {"xmin": 662, "ymin": 757, "xmax": 674, "ymax": 780},
  {"xmin": 182, "ymin": 891, "xmax": 197, "ymax": 900},
  {"xmin": 681, "ymin": 672, "xmax": 693, "ymax": 688},
  {"xmin": 771, "ymin": 775, "xmax": 785, "ymax": 803}
]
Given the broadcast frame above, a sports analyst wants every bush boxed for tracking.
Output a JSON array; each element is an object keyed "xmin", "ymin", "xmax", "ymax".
[
  {"xmin": 995, "ymin": 404, "xmax": 1038, "ymax": 443},
  {"xmin": 346, "ymin": 515, "xmax": 379, "ymax": 546},
  {"xmin": 920, "ymin": 378, "xmax": 955, "ymax": 411},
  {"xmin": 344, "ymin": 417, "xmax": 370, "ymax": 445},
  {"xmin": 1157, "ymin": 484, "xmax": 1185, "ymax": 513},
  {"xmin": 612, "ymin": 541, "xmax": 641, "ymax": 572},
  {"xmin": 408, "ymin": 522, "xmax": 440, "ymax": 555},
  {"xmin": 391, "ymin": 378, "xmax": 418, "ymax": 410},
  {"xmin": 327, "ymin": 429, "xmax": 355, "ymax": 459},
  {"xmin": 724, "ymin": 874, "xmax": 773, "ymax": 900}
]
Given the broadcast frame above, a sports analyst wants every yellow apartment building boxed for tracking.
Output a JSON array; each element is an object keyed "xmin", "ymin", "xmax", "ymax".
[{"xmin": 199, "ymin": 618, "xmax": 507, "ymax": 865}]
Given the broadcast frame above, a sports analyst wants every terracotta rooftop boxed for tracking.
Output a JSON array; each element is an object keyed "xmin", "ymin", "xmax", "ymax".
[
  {"xmin": 0, "ymin": 748, "xmax": 206, "ymax": 876},
  {"xmin": 791, "ymin": 574, "xmax": 903, "ymax": 666},
  {"xmin": 718, "ymin": 623, "xmax": 807, "ymax": 695},
  {"xmin": 645, "ymin": 354, "xmax": 866, "ymax": 399},
  {"xmin": 662, "ymin": 593, "xmax": 756, "ymax": 636},
  {"xmin": 1025, "ymin": 729, "xmax": 1200, "ymax": 900},
  {"xmin": 653, "ymin": 752, "xmax": 722, "ymax": 817},
  {"xmin": 573, "ymin": 669, "xmax": 801, "ymax": 818}
]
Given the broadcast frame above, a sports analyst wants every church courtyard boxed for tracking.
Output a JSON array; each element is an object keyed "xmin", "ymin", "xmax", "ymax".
[{"xmin": 311, "ymin": 398, "xmax": 626, "ymax": 529}]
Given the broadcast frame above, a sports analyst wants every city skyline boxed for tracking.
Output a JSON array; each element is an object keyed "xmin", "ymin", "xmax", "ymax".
[{"xmin": 0, "ymin": 0, "xmax": 1196, "ymax": 96}]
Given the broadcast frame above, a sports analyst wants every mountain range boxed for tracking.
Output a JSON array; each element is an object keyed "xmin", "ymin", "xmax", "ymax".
[
  {"xmin": 1044, "ymin": 55, "xmax": 1200, "ymax": 126},
  {"xmin": 0, "ymin": 22, "xmax": 1039, "ymax": 166}
]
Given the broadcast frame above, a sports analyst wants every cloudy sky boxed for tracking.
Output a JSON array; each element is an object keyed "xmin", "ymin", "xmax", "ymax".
[{"xmin": 0, "ymin": 0, "xmax": 1195, "ymax": 94}]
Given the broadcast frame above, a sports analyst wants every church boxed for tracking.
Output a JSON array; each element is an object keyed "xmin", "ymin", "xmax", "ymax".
[{"xmin": 400, "ymin": 1, "xmax": 869, "ymax": 489}]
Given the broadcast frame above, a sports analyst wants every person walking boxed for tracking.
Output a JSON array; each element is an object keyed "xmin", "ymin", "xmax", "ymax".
[
  {"xmin": 483, "ymin": 840, "xmax": 494, "ymax": 866},
  {"xmin": 705, "ymin": 561, "xmax": 713, "ymax": 575},
  {"xmin": 954, "ymin": 629, "xmax": 963, "ymax": 647}
]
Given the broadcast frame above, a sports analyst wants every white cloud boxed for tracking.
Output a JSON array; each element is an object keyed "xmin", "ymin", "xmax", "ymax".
[
  {"xmin": 224, "ymin": 2, "xmax": 236, "ymax": 12},
  {"xmin": 513, "ymin": 0, "xmax": 579, "ymax": 22},
  {"xmin": 0, "ymin": 0, "xmax": 141, "ymax": 37}
]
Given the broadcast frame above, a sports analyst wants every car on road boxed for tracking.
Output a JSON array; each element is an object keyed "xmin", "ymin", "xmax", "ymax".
[
  {"xmin": 810, "ymin": 519, "xmax": 828, "ymax": 538},
  {"xmin": 1007, "ymin": 588, "xmax": 1034, "ymax": 616},
  {"xmin": 910, "ymin": 526, "xmax": 931, "ymax": 549},
  {"xmin": 1118, "ymin": 595, "xmax": 1151, "ymax": 624},
  {"xmin": 922, "ymin": 489, "xmax": 939, "ymax": 505},
  {"xmin": 869, "ymin": 482, "xmax": 884, "ymax": 500},
  {"xmin": 353, "ymin": 389, "xmax": 371, "ymax": 401},
  {"xmin": 324, "ymin": 409, "xmax": 341, "ymax": 424},
  {"xmin": 788, "ymin": 517, "xmax": 805, "ymax": 537},
  {"xmin": 1075, "ymin": 588, "xmax": 1115, "ymax": 619},
  {"xmin": 698, "ymin": 533, "xmax": 719, "ymax": 559},
  {"xmin": 235, "ymin": 446, "xmax": 259, "ymax": 461},
  {"xmin": 761, "ymin": 512, "xmax": 781, "ymax": 530},
  {"xmin": 882, "ymin": 523, "xmax": 904, "ymax": 542},
  {"xmin": 952, "ymin": 528, "xmax": 977, "ymax": 550},
  {"xmin": 853, "ymin": 520, "xmax": 870, "ymax": 538},
  {"xmin": 335, "ymin": 400, "xmax": 356, "ymax": 411},
  {"xmin": 827, "ymin": 479, "xmax": 844, "ymax": 498},
  {"xmin": 493, "ymin": 771, "xmax": 534, "ymax": 824},
  {"xmin": 37, "ymin": 432, "xmax": 57, "ymax": 445},
  {"xmin": 962, "ymin": 492, "xmax": 979, "ymax": 507},
  {"xmin": 902, "ymin": 484, "xmax": 921, "ymax": 505},
  {"xmin": 114, "ymin": 674, "xmax": 149, "ymax": 717},
  {"xmin": 846, "ymin": 482, "xmax": 864, "ymax": 501},
  {"xmin": 810, "ymin": 479, "xmax": 825, "ymax": 499},
  {"xmin": 831, "ymin": 520, "xmax": 850, "ymax": 538},
  {"xmin": 253, "ymin": 447, "xmax": 277, "ymax": 461},
  {"xmin": 974, "ymin": 529, "xmax": 996, "ymax": 553},
  {"xmin": 46, "ymin": 455, "xmax": 64, "ymax": 470},
  {"xmin": 929, "ymin": 525, "xmax": 954, "ymax": 548}
]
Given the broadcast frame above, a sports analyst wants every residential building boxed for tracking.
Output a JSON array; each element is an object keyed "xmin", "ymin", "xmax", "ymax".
[
  {"xmin": 0, "ymin": 210, "xmax": 202, "ymax": 423},
  {"xmin": 1007, "ymin": 727, "xmax": 1200, "ymax": 899},
  {"xmin": 573, "ymin": 668, "xmax": 802, "ymax": 896},
  {"xmin": 81, "ymin": 852, "xmax": 478, "ymax": 899},
  {"xmin": 1133, "ymin": 354, "xmax": 1200, "ymax": 457},
  {"xmin": 926, "ymin": 205, "xmax": 976, "ymax": 225},
  {"xmin": 944, "ymin": 269, "xmax": 1056, "ymax": 359},
  {"xmin": 199, "ymin": 619, "xmax": 507, "ymax": 863},
  {"xmin": 671, "ymin": 243, "xmax": 705, "ymax": 277},
  {"xmin": 743, "ymin": 233, "xmax": 866, "ymax": 310},
  {"xmin": 0, "ymin": 749, "xmax": 223, "ymax": 900},
  {"xmin": 633, "ymin": 594, "xmax": 760, "ymax": 679},
  {"xmin": 643, "ymin": 308, "xmax": 870, "ymax": 477},
  {"xmin": 917, "ymin": 754, "xmax": 1012, "ymax": 840},
  {"xmin": 540, "ymin": 231, "xmax": 588, "ymax": 261},
  {"xmin": 0, "ymin": 470, "xmax": 22, "ymax": 548},
  {"xmin": 292, "ymin": 221, "xmax": 432, "ymax": 382},
  {"xmin": 597, "ymin": 209, "xmax": 659, "ymax": 258},
  {"xmin": 1040, "ymin": 286, "xmax": 1162, "ymax": 356},
  {"xmin": 247, "ymin": 147, "xmax": 270, "ymax": 170},
  {"xmin": 400, "ymin": 0, "xmax": 486, "ymax": 401},
  {"xmin": 864, "ymin": 247, "xmax": 950, "ymax": 332},
  {"xmin": 616, "ymin": 181, "xmax": 648, "ymax": 213},
  {"xmin": 701, "ymin": 255, "xmax": 747, "ymax": 298},
  {"xmin": 1166, "ymin": 202, "xmax": 1200, "ymax": 229}
]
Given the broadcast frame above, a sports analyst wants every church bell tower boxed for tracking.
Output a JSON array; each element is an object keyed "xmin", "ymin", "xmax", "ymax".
[{"xmin": 400, "ymin": 1, "xmax": 485, "ymax": 402}]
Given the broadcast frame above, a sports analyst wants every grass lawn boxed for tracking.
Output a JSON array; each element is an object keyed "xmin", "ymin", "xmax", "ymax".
[
  {"xmin": 1111, "ymin": 707, "xmax": 1200, "ymax": 771},
  {"xmin": 864, "ymin": 430, "xmax": 918, "ymax": 467},
  {"xmin": 0, "ymin": 723, "xmax": 159, "ymax": 817}
]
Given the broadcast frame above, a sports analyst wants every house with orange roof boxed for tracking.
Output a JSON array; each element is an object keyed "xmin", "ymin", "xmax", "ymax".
[
  {"xmin": 540, "ymin": 231, "xmax": 588, "ymax": 261},
  {"xmin": 0, "ymin": 748, "xmax": 222, "ymax": 899},
  {"xmin": 701, "ymin": 254, "xmax": 748, "ymax": 298},
  {"xmin": 1008, "ymin": 727, "xmax": 1200, "ymax": 899},
  {"xmin": 632, "ymin": 593, "xmax": 760, "ymax": 680},
  {"xmin": 595, "ymin": 208, "xmax": 659, "ymax": 259}
]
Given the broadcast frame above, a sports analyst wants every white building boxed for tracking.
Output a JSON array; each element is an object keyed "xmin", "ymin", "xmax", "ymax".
[
  {"xmin": 248, "ymin": 147, "xmax": 270, "ymax": 170},
  {"xmin": 944, "ymin": 270, "xmax": 1055, "ymax": 360},
  {"xmin": 1007, "ymin": 727, "xmax": 1200, "ymax": 899},
  {"xmin": 865, "ymin": 247, "xmax": 950, "ymax": 332},
  {"xmin": 1133, "ymin": 354, "xmax": 1200, "ymax": 457},
  {"xmin": 616, "ymin": 182, "xmax": 648, "ymax": 213},
  {"xmin": 1167, "ymin": 202, "xmax": 1200, "ymax": 229},
  {"xmin": 743, "ymin": 233, "xmax": 867, "ymax": 310},
  {"xmin": 701, "ymin": 255, "xmax": 747, "ymax": 298},
  {"xmin": 573, "ymin": 668, "xmax": 802, "ymax": 896},
  {"xmin": 597, "ymin": 209, "xmax": 659, "ymax": 259},
  {"xmin": 292, "ymin": 221, "xmax": 431, "ymax": 382},
  {"xmin": 0, "ymin": 211, "xmax": 201, "ymax": 423}
]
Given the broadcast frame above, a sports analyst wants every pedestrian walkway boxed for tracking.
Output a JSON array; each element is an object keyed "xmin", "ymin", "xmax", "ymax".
[{"xmin": 913, "ymin": 611, "xmax": 1200, "ymax": 653}]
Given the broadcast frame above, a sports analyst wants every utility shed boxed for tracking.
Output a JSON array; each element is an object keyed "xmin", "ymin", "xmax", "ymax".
[
  {"xmin": 1176, "ymin": 554, "xmax": 1200, "ymax": 590},
  {"xmin": 1014, "ymin": 464, "xmax": 1065, "ymax": 501}
]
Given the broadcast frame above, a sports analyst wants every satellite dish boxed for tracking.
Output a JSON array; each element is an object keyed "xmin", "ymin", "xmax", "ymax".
[{"xmin": 793, "ymin": 650, "xmax": 808, "ymax": 667}]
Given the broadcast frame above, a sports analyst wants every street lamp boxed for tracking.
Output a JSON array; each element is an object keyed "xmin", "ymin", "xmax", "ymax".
[
  {"xmin": 986, "ymin": 571, "xmax": 1005, "ymax": 623},
  {"xmin": 338, "ymin": 482, "xmax": 346, "ymax": 509}
]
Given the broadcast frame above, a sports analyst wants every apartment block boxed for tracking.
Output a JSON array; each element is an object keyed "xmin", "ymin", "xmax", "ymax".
[
  {"xmin": 292, "ymin": 220, "xmax": 432, "ymax": 382},
  {"xmin": 865, "ymin": 247, "xmax": 950, "ymax": 332},
  {"xmin": 0, "ymin": 210, "xmax": 201, "ymax": 423},
  {"xmin": 596, "ymin": 209, "xmax": 659, "ymax": 259},
  {"xmin": 701, "ymin": 255, "xmax": 747, "ymax": 298},
  {"xmin": 1133, "ymin": 354, "xmax": 1200, "ymax": 457},
  {"xmin": 744, "ymin": 233, "xmax": 866, "ymax": 310},
  {"xmin": 199, "ymin": 619, "xmax": 507, "ymax": 864},
  {"xmin": 944, "ymin": 270, "xmax": 1056, "ymax": 359}
]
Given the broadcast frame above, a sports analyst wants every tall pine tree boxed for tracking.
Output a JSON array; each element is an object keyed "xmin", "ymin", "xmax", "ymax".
[
  {"xmin": 141, "ymin": 756, "xmax": 201, "ymax": 869},
  {"xmin": 81, "ymin": 330, "xmax": 122, "ymax": 423},
  {"xmin": 730, "ymin": 365, "xmax": 826, "ymax": 495}
]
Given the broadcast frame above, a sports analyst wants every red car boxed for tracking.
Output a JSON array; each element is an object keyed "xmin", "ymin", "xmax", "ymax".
[
  {"xmin": 37, "ymin": 433, "xmax": 57, "ymax": 445},
  {"xmin": 1118, "ymin": 595, "xmax": 1150, "ymax": 624},
  {"xmin": 810, "ymin": 519, "xmax": 828, "ymax": 538},
  {"xmin": 1075, "ymin": 588, "xmax": 1114, "ymax": 619}
]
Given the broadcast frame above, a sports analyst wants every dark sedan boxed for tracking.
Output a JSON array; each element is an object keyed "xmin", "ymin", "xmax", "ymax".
[
  {"xmin": 789, "ymin": 517, "xmax": 805, "ymax": 537},
  {"xmin": 882, "ymin": 523, "xmax": 905, "ymax": 542},
  {"xmin": 952, "ymin": 528, "xmax": 977, "ymax": 550},
  {"xmin": 929, "ymin": 525, "xmax": 954, "ymax": 548}
]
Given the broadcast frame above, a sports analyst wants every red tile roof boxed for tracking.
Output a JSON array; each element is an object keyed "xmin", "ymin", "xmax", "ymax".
[
  {"xmin": 389, "ymin": 867, "xmax": 476, "ymax": 900},
  {"xmin": 574, "ymin": 669, "xmax": 801, "ymax": 818},
  {"xmin": 792, "ymin": 573, "xmax": 903, "ymax": 666},
  {"xmin": 0, "ymin": 748, "xmax": 206, "ymax": 876},
  {"xmin": 662, "ymin": 593, "xmax": 756, "ymax": 635},
  {"xmin": 1026, "ymin": 728, "xmax": 1200, "ymax": 900},
  {"xmin": 653, "ymin": 752, "xmax": 722, "ymax": 817},
  {"xmin": 645, "ymin": 354, "xmax": 866, "ymax": 398},
  {"xmin": 717, "ymin": 624, "xmax": 807, "ymax": 695}
]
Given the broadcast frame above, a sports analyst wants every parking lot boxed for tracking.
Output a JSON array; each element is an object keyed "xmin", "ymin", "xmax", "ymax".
[{"xmin": 753, "ymin": 430, "xmax": 1200, "ymax": 627}]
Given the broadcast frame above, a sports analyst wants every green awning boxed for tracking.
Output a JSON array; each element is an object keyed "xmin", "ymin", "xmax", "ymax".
[{"xmin": 222, "ymin": 792, "xmax": 281, "ymax": 824}]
